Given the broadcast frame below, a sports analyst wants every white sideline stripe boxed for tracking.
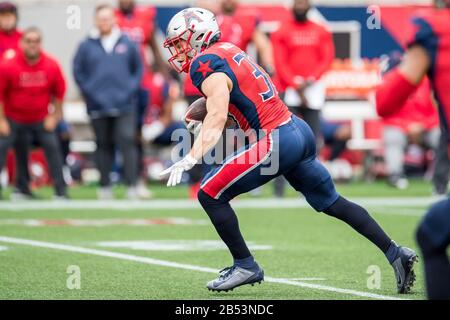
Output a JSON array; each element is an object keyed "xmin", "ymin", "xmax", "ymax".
[
  {"xmin": 0, "ymin": 236, "xmax": 406, "ymax": 300},
  {"xmin": 0, "ymin": 197, "xmax": 436, "ymax": 211},
  {"xmin": 278, "ymin": 278, "xmax": 326, "ymax": 281}
]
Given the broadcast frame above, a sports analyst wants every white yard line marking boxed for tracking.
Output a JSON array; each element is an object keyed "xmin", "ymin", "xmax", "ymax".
[
  {"xmin": 277, "ymin": 278, "xmax": 326, "ymax": 281},
  {"xmin": 0, "ymin": 245, "xmax": 8, "ymax": 251},
  {"xmin": 0, "ymin": 236, "xmax": 406, "ymax": 300},
  {"xmin": 0, "ymin": 218, "xmax": 209, "ymax": 227},
  {"xmin": 0, "ymin": 197, "xmax": 437, "ymax": 211},
  {"xmin": 95, "ymin": 240, "xmax": 272, "ymax": 251}
]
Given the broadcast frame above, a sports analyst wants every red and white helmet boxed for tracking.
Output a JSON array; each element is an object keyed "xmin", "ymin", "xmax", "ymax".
[{"xmin": 164, "ymin": 7, "xmax": 221, "ymax": 73}]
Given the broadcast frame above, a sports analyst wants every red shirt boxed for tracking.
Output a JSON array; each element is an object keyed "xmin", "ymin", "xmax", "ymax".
[
  {"xmin": 271, "ymin": 19, "xmax": 335, "ymax": 91},
  {"xmin": 190, "ymin": 42, "xmax": 291, "ymax": 132},
  {"xmin": 115, "ymin": 6, "xmax": 155, "ymax": 72},
  {"xmin": 0, "ymin": 51, "xmax": 66, "ymax": 124},
  {"xmin": 144, "ymin": 73, "xmax": 168, "ymax": 124},
  {"xmin": 183, "ymin": 9, "xmax": 259, "ymax": 97},
  {"xmin": 217, "ymin": 10, "xmax": 259, "ymax": 51},
  {"xmin": 382, "ymin": 78, "xmax": 439, "ymax": 132},
  {"xmin": 0, "ymin": 29, "xmax": 22, "ymax": 60}
]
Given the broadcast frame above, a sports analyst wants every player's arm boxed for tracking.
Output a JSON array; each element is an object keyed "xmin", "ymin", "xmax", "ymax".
[
  {"xmin": 188, "ymin": 73, "xmax": 232, "ymax": 161},
  {"xmin": 376, "ymin": 45, "xmax": 430, "ymax": 117},
  {"xmin": 252, "ymin": 29, "xmax": 274, "ymax": 75}
]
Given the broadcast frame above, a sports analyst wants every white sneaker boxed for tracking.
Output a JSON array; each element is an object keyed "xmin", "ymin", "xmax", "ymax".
[
  {"xmin": 97, "ymin": 187, "xmax": 113, "ymax": 200},
  {"xmin": 127, "ymin": 187, "xmax": 139, "ymax": 200},
  {"xmin": 136, "ymin": 182, "xmax": 153, "ymax": 199}
]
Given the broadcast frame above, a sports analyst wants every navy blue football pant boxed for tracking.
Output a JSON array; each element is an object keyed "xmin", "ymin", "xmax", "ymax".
[
  {"xmin": 200, "ymin": 115, "xmax": 339, "ymax": 211},
  {"xmin": 198, "ymin": 115, "xmax": 393, "ymax": 262}
]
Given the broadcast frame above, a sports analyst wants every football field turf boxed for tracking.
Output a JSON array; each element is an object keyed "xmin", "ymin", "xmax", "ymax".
[{"xmin": 0, "ymin": 181, "xmax": 435, "ymax": 300}]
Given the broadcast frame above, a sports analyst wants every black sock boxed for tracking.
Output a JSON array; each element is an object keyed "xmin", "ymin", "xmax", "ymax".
[
  {"xmin": 198, "ymin": 190, "xmax": 252, "ymax": 261},
  {"xmin": 416, "ymin": 224, "xmax": 450, "ymax": 300},
  {"xmin": 323, "ymin": 196, "xmax": 393, "ymax": 255}
]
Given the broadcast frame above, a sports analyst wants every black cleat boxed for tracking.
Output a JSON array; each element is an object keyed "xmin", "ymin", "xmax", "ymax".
[{"xmin": 391, "ymin": 246, "xmax": 419, "ymax": 294}]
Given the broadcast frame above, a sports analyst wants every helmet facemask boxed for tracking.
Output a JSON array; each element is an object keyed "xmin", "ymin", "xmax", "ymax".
[
  {"xmin": 164, "ymin": 30, "xmax": 196, "ymax": 73},
  {"xmin": 164, "ymin": 29, "xmax": 213, "ymax": 73}
]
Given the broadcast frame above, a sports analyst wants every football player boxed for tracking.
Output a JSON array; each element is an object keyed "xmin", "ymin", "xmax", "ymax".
[
  {"xmin": 160, "ymin": 8, "xmax": 418, "ymax": 293},
  {"xmin": 376, "ymin": 0, "xmax": 450, "ymax": 299}
]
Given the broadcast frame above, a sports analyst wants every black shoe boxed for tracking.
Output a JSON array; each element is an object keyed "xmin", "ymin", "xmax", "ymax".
[{"xmin": 391, "ymin": 246, "xmax": 419, "ymax": 294}]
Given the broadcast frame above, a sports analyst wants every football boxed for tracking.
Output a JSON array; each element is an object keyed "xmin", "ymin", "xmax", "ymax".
[
  {"xmin": 184, "ymin": 97, "xmax": 208, "ymax": 123},
  {"xmin": 184, "ymin": 97, "xmax": 237, "ymax": 128}
]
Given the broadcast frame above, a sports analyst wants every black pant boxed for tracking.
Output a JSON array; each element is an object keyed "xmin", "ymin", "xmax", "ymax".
[
  {"xmin": 432, "ymin": 130, "xmax": 450, "ymax": 194},
  {"xmin": 0, "ymin": 119, "xmax": 66, "ymax": 196},
  {"xmin": 91, "ymin": 112, "xmax": 138, "ymax": 187},
  {"xmin": 14, "ymin": 130, "xmax": 31, "ymax": 193}
]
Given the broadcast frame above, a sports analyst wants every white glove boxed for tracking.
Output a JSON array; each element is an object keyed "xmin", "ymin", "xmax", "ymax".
[
  {"xmin": 142, "ymin": 121, "xmax": 165, "ymax": 142},
  {"xmin": 159, "ymin": 154, "xmax": 198, "ymax": 187},
  {"xmin": 186, "ymin": 120, "xmax": 202, "ymax": 136}
]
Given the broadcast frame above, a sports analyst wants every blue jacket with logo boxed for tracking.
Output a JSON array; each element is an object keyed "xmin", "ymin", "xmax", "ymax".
[{"xmin": 73, "ymin": 32, "xmax": 143, "ymax": 118}]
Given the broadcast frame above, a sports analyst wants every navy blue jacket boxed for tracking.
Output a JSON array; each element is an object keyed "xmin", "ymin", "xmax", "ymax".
[{"xmin": 73, "ymin": 33, "xmax": 143, "ymax": 118}]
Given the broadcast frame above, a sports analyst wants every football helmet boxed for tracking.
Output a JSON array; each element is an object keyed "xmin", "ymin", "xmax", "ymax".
[{"xmin": 164, "ymin": 7, "xmax": 220, "ymax": 73}]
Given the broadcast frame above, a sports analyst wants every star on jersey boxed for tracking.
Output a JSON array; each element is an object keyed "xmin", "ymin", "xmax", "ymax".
[{"xmin": 197, "ymin": 60, "xmax": 213, "ymax": 77}]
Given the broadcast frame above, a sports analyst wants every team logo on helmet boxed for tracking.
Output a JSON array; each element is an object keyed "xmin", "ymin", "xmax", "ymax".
[{"xmin": 182, "ymin": 9, "xmax": 204, "ymax": 29}]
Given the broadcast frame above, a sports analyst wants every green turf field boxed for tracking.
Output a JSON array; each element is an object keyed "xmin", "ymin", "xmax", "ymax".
[{"xmin": 0, "ymin": 180, "xmax": 435, "ymax": 300}]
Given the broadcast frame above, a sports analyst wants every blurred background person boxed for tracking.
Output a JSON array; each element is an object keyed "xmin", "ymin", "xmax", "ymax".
[
  {"xmin": 377, "ymin": 52, "xmax": 441, "ymax": 190},
  {"xmin": 141, "ymin": 73, "xmax": 185, "ymax": 162},
  {"xmin": 320, "ymin": 118, "xmax": 352, "ymax": 163},
  {"xmin": 73, "ymin": 4, "xmax": 142, "ymax": 200},
  {"xmin": 271, "ymin": 0, "xmax": 334, "ymax": 146},
  {"xmin": 184, "ymin": 0, "xmax": 275, "ymax": 197},
  {"xmin": 0, "ymin": 1, "xmax": 20, "ymax": 60},
  {"xmin": 269, "ymin": 0, "xmax": 334, "ymax": 198},
  {"xmin": 0, "ymin": 27, "xmax": 67, "ymax": 199},
  {"xmin": 115, "ymin": 0, "xmax": 171, "ymax": 198},
  {"xmin": 433, "ymin": 126, "xmax": 450, "ymax": 196},
  {"xmin": 0, "ymin": 1, "xmax": 33, "ymax": 199},
  {"xmin": 375, "ymin": 0, "xmax": 450, "ymax": 298}
]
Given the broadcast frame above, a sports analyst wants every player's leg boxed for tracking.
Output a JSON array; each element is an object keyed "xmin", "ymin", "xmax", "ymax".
[
  {"xmin": 91, "ymin": 117, "xmax": 115, "ymax": 198},
  {"xmin": 198, "ymin": 129, "xmax": 293, "ymax": 291},
  {"xmin": 114, "ymin": 112, "xmax": 138, "ymax": 198},
  {"xmin": 0, "ymin": 120, "xmax": 18, "ymax": 199},
  {"xmin": 33, "ymin": 122, "xmax": 67, "ymax": 197},
  {"xmin": 12, "ymin": 129, "xmax": 33, "ymax": 198},
  {"xmin": 383, "ymin": 126, "xmax": 409, "ymax": 189},
  {"xmin": 432, "ymin": 130, "xmax": 450, "ymax": 196},
  {"xmin": 416, "ymin": 198, "xmax": 450, "ymax": 299},
  {"xmin": 284, "ymin": 116, "xmax": 418, "ymax": 293}
]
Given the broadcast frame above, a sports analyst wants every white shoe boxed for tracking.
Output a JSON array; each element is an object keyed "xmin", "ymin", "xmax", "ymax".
[
  {"xmin": 127, "ymin": 187, "xmax": 139, "ymax": 200},
  {"xmin": 136, "ymin": 182, "xmax": 153, "ymax": 199},
  {"xmin": 97, "ymin": 187, "xmax": 113, "ymax": 200}
]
